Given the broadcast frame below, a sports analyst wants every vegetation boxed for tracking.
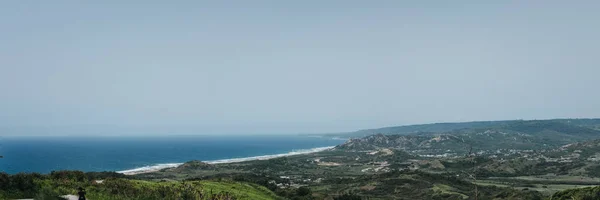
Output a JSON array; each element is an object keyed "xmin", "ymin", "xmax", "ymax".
[
  {"xmin": 317, "ymin": 170, "xmax": 543, "ymax": 200},
  {"xmin": 550, "ymin": 186, "xmax": 600, "ymax": 200},
  {"xmin": 332, "ymin": 193, "xmax": 362, "ymax": 200},
  {"xmin": 332, "ymin": 119, "xmax": 600, "ymax": 138},
  {"xmin": 0, "ymin": 171, "xmax": 280, "ymax": 200},
  {"xmin": 334, "ymin": 120, "xmax": 519, "ymax": 137}
]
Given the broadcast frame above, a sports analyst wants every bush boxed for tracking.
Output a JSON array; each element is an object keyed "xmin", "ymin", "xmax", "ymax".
[
  {"xmin": 334, "ymin": 193, "xmax": 362, "ymax": 200},
  {"xmin": 35, "ymin": 186, "xmax": 61, "ymax": 200},
  {"xmin": 50, "ymin": 170, "xmax": 87, "ymax": 182},
  {"xmin": 296, "ymin": 186, "xmax": 311, "ymax": 196},
  {"xmin": 551, "ymin": 186, "xmax": 600, "ymax": 200}
]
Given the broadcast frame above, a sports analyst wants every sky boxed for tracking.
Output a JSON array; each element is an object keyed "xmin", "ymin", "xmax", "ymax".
[{"xmin": 1, "ymin": 1, "xmax": 599, "ymax": 136}]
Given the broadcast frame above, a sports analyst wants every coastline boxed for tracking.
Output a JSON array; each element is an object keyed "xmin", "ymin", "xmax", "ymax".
[{"xmin": 117, "ymin": 146, "xmax": 335, "ymax": 175}]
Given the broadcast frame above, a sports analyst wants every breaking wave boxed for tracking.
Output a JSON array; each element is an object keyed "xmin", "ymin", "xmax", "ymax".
[{"xmin": 117, "ymin": 146, "xmax": 335, "ymax": 175}]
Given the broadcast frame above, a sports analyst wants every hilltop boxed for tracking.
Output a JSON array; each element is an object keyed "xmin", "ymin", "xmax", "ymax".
[
  {"xmin": 338, "ymin": 120, "xmax": 518, "ymax": 137},
  {"xmin": 336, "ymin": 119, "xmax": 600, "ymax": 153},
  {"xmin": 331, "ymin": 118, "xmax": 600, "ymax": 138},
  {"xmin": 334, "ymin": 120, "xmax": 600, "ymax": 179}
]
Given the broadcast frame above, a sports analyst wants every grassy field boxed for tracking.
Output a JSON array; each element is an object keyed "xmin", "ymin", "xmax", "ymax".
[
  {"xmin": 475, "ymin": 177, "xmax": 596, "ymax": 196},
  {"xmin": 431, "ymin": 184, "xmax": 469, "ymax": 199},
  {"xmin": 56, "ymin": 179, "xmax": 281, "ymax": 200},
  {"xmin": 199, "ymin": 181, "xmax": 281, "ymax": 200}
]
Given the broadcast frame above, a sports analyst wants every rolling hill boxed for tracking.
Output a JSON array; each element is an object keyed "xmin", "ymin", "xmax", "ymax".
[
  {"xmin": 335, "ymin": 120, "xmax": 600, "ymax": 153},
  {"xmin": 332, "ymin": 118, "xmax": 600, "ymax": 138}
]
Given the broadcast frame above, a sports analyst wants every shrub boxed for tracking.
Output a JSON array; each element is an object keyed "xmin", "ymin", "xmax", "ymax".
[
  {"xmin": 334, "ymin": 193, "xmax": 362, "ymax": 200},
  {"xmin": 35, "ymin": 186, "xmax": 61, "ymax": 200},
  {"xmin": 296, "ymin": 186, "xmax": 311, "ymax": 196}
]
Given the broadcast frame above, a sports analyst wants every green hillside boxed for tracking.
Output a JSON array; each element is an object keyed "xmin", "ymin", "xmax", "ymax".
[
  {"xmin": 0, "ymin": 171, "xmax": 281, "ymax": 200},
  {"xmin": 550, "ymin": 186, "xmax": 600, "ymax": 200},
  {"xmin": 332, "ymin": 119, "xmax": 600, "ymax": 138},
  {"xmin": 85, "ymin": 179, "xmax": 281, "ymax": 200},
  {"xmin": 336, "ymin": 120, "xmax": 600, "ymax": 153},
  {"xmin": 335, "ymin": 120, "xmax": 518, "ymax": 137},
  {"xmin": 312, "ymin": 170, "xmax": 543, "ymax": 200},
  {"xmin": 553, "ymin": 119, "xmax": 600, "ymax": 130}
]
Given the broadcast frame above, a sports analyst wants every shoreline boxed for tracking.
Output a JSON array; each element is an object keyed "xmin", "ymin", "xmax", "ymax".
[{"xmin": 117, "ymin": 146, "xmax": 335, "ymax": 175}]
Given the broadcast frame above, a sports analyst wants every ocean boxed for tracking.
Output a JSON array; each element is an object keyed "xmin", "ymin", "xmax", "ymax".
[{"xmin": 0, "ymin": 135, "xmax": 345, "ymax": 174}]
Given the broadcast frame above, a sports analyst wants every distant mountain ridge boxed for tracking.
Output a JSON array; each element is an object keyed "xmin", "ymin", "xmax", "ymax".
[
  {"xmin": 334, "ymin": 119, "xmax": 600, "ymax": 183},
  {"xmin": 335, "ymin": 119, "xmax": 600, "ymax": 152},
  {"xmin": 332, "ymin": 118, "xmax": 600, "ymax": 138},
  {"xmin": 344, "ymin": 120, "xmax": 518, "ymax": 137}
]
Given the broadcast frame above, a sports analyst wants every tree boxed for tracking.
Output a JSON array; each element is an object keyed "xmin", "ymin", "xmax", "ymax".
[
  {"xmin": 334, "ymin": 193, "xmax": 362, "ymax": 200},
  {"xmin": 10, "ymin": 173, "xmax": 40, "ymax": 192},
  {"xmin": 35, "ymin": 186, "xmax": 61, "ymax": 200},
  {"xmin": 296, "ymin": 186, "xmax": 312, "ymax": 196},
  {"xmin": 0, "ymin": 172, "xmax": 9, "ymax": 189},
  {"xmin": 50, "ymin": 170, "xmax": 86, "ymax": 182}
]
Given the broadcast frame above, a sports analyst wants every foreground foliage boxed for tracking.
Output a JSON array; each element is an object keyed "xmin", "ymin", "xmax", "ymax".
[
  {"xmin": 0, "ymin": 171, "xmax": 280, "ymax": 200},
  {"xmin": 550, "ymin": 186, "xmax": 600, "ymax": 200}
]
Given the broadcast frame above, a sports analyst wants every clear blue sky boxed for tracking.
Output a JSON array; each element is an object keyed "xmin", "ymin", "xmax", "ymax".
[{"xmin": 1, "ymin": 1, "xmax": 599, "ymax": 136}]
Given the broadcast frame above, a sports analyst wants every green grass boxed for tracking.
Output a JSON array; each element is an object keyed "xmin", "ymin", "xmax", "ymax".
[
  {"xmin": 199, "ymin": 181, "xmax": 281, "ymax": 200},
  {"xmin": 551, "ymin": 186, "xmax": 600, "ymax": 200},
  {"xmin": 473, "ymin": 180, "xmax": 510, "ymax": 187},
  {"xmin": 431, "ymin": 184, "xmax": 469, "ymax": 199},
  {"xmin": 526, "ymin": 184, "xmax": 590, "ymax": 196},
  {"xmin": 474, "ymin": 179, "xmax": 594, "ymax": 196},
  {"xmin": 78, "ymin": 179, "xmax": 281, "ymax": 200}
]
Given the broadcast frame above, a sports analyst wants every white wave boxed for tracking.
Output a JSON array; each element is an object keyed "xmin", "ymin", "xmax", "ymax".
[
  {"xmin": 117, "ymin": 163, "xmax": 183, "ymax": 175},
  {"xmin": 205, "ymin": 146, "xmax": 335, "ymax": 164},
  {"xmin": 117, "ymin": 146, "xmax": 335, "ymax": 175}
]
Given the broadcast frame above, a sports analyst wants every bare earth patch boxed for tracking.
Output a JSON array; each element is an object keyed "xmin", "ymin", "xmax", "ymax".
[{"xmin": 360, "ymin": 185, "xmax": 376, "ymax": 191}]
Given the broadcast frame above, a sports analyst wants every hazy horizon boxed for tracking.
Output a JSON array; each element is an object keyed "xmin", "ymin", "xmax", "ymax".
[
  {"xmin": 2, "ymin": 1, "xmax": 599, "ymax": 136},
  {"xmin": 2, "ymin": 118, "xmax": 599, "ymax": 137}
]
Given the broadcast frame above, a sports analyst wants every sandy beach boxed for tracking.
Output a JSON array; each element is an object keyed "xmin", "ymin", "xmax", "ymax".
[{"xmin": 118, "ymin": 146, "xmax": 335, "ymax": 175}]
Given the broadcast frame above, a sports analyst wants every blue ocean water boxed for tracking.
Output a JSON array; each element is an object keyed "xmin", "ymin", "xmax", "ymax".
[{"xmin": 0, "ymin": 135, "xmax": 344, "ymax": 174}]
